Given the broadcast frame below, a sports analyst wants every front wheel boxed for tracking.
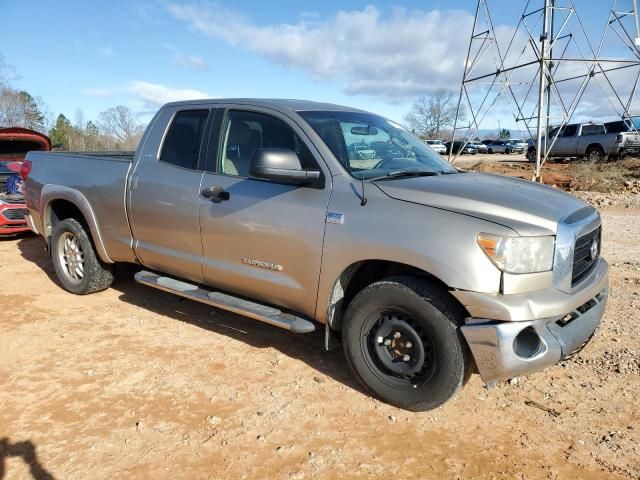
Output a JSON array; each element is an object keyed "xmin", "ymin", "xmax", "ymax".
[
  {"xmin": 342, "ymin": 277, "xmax": 470, "ymax": 411},
  {"xmin": 51, "ymin": 218, "xmax": 115, "ymax": 294}
]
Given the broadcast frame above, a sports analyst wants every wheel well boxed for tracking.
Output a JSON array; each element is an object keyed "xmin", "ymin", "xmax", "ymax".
[
  {"xmin": 586, "ymin": 143, "xmax": 604, "ymax": 153},
  {"xmin": 327, "ymin": 260, "xmax": 461, "ymax": 331},
  {"xmin": 47, "ymin": 199, "xmax": 86, "ymax": 236}
]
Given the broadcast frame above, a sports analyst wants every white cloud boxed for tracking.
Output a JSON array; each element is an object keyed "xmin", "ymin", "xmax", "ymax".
[
  {"xmin": 96, "ymin": 46, "xmax": 115, "ymax": 57},
  {"xmin": 167, "ymin": 3, "xmax": 476, "ymax": 101},
  {"xmin": 127, "ymin": 81, "xmax": 210, "ymax": 107},
  {"xmin": 174, "ymin": 53, "xmax": 208, "ymax": 70}
]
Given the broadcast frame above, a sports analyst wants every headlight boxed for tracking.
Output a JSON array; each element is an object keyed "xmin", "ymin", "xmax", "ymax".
[{"xmin": 477, "ymin": 234, "xmax": 555, "ymax": 274}]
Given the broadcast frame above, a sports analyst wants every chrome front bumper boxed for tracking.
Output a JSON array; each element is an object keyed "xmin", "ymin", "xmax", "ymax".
[{"xmin": 461, "ymin": 288, "xmax": 606, "ymax": 385}]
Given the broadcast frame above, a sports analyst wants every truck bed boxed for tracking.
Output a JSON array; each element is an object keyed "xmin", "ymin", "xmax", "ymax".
[{"xmin": 25, "ymin": 150, "xmax": 137, "ymax": 263}]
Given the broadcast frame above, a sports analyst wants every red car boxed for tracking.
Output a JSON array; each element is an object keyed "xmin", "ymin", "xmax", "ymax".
[{"xmin": 0, "ymin": 127, "xmax": 51, "ymax": 235}]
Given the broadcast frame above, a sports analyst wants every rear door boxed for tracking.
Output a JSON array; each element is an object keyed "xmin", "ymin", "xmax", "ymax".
[
  {"xmin": 128, "ymin": 105, "xmax": 213, "ymax": 283},
  {"xmin": 197, "ymin": 105, "xmax": 332, "ymax": 317},
  {"xmin": 578, "ymin": 124, "xmax": 606, "ymax": 153}
]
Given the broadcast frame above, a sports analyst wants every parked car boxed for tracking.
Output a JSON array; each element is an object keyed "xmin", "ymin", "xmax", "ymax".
[
  {"xmin": 506, "ymin": 139, "xmax": 528, "ymax": 152},
  {"xmin": 425, "ymin": 139, "xmax": 446, "ymax": 154},
  {"xmin": 526, "ymin": 122, "xmax": 640, "ymax": 163},
  {"xmin": 0, "ymin": 127, "xmax": 51, "ymax": 235},
  {"xmin": 470, "ymin": 141, "xmax": 488, "ymax": 153},
  {"xmin": 348, "ymin": 142, "xmax": 377, "ymax": 160},
  {"xmin": 24, "ymin": 99, "xmax": 608, "ymax": 411},
  {"xmin": 444, "ymin": 141, "xmax": 478, "ymax": 155},
  {"xmin": 485, "ymin": 139, "xmax": 522, "ymax": 154}
]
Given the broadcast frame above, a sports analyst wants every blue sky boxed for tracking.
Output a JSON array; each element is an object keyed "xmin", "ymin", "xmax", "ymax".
[{"xmin": 2, "ymin": 1, "xmax": 636, "ymax": 131}]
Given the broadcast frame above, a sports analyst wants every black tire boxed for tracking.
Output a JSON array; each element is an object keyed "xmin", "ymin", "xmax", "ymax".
[
  {"xmin": 505, "ymin": 147, "xmax": 512, "ymax": 154},
  {"xmin": 342, "ymin": 276, "xmax": 471, "ymax": 411},
  {"xmin": 586, "ymin": 145, "xmax": 605, "ymax": 163},
  {"xmin": 527, "ymin": 148, "xmax": 536, "ymax": 163},
  {"xmin": 50, "ymin": 218, "xmax": 114, "ymax": 295},
  {"xmin": 487, "ymin": 148, "xmax": 493, "ymax": 154}
]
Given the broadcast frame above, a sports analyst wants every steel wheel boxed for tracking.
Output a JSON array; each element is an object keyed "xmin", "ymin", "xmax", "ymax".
[
  {"xmin": 57, "ymin": 231, "xmax": 85, "ymax": 285},
  {"xmin": 361, "ymin": 309, "xmax": 437, "ymax": 389}
]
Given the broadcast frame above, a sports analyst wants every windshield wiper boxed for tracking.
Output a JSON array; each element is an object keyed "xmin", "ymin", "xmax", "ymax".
[{"xmin": 370, "ymin": 170, "xmax": 442, "ymax": 181}]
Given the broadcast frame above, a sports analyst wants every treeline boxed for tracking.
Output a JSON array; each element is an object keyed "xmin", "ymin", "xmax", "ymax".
[{"xmin": 0, "ymin": 54, "xmax": 144, "ymax": 151}]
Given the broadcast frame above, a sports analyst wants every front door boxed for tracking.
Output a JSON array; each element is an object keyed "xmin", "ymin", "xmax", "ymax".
[{"xmin": 198, "ymin": 107, "xmax": 331, "ymax": 317}]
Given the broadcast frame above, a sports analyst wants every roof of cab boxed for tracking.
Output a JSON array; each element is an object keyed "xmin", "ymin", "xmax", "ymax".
[{"xmin": 161, "ymin": 98, "xmax": 370, "ymax": 114}]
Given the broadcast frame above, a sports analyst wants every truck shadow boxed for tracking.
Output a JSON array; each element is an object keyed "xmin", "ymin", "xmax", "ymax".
[
  {"xmin": 0, "ymin": 438, "xmax": 55, "ymax": 480},
  {"xmin": 15, "ymin": 236, "xmax": 363, "ymax": 396}
]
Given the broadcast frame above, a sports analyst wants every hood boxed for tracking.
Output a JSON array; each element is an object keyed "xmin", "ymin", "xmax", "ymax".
[{"xmin": 374, "ymin": 172, "xmax": 590, "ymax": 236}]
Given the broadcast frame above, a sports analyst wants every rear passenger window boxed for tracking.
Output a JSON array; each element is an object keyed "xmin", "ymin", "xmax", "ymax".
[
  {"xmin": 220, "ymin": 110, "xmax": 318, "ymax": 177},
  {"xmin": 160, "ymin": 110, "xmax": 209, "ymax": 170}
]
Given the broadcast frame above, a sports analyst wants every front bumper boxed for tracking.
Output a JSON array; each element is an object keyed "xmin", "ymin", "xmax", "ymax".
[{"xmin": 458, "ymin": 259, "xmax": 609, "ymax": 385}]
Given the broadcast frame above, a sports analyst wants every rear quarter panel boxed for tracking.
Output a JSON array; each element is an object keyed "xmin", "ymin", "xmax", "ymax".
[{"xmin": 25, "ymin": 151, "xmax": 136, "ymax": 263}]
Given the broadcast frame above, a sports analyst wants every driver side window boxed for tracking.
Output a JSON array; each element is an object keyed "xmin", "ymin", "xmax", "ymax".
[{"xmin": 219, "ymin": 110, "xmax": 318, "ymax": 177}]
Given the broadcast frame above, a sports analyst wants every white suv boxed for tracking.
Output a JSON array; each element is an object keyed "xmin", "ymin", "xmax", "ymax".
[{"xmin": 425, "ymin": 139, "xmax": 446, "ymax": 154}]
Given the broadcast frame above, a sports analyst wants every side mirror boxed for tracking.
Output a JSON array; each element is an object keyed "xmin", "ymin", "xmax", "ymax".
[{"xmin": 249, "ymin": 148, "xmax": 321, "ymax": 186}]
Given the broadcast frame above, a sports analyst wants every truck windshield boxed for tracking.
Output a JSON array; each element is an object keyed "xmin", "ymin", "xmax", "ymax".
[{"xmin": 299, "ymin": 111, "xmax": 458, "ymax": 179}]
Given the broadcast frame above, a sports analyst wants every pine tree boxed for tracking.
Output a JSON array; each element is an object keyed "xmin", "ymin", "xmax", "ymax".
[{"xmin": 49, "ymin": 114, "xmax": 72, "ymax": 150}]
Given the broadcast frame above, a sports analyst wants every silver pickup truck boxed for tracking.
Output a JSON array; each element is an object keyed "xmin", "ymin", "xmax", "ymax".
[
  {"xmin": 23, "ymin": 99, "xmax": 608, "ymax": 411},
  {"xmin": 527, "ymin": 121, "xmax": 640, "ymax": 162}
]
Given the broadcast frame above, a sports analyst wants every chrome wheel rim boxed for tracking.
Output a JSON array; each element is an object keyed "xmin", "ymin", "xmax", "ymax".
[{"xmin": 57, "ymin": 232, "xmax": 85, "ymax": 284}]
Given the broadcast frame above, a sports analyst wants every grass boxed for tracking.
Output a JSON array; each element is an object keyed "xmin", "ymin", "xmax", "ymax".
[{"xmin": 571, "ymin": 157, "xmax": 640, "ymax": 192}]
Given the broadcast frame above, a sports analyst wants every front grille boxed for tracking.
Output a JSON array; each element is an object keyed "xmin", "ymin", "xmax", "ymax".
[
  {"xmin": 572, "ymin": 227, "xmax": 601, "ymax": 285},
  {"xmin": 1, "ymin": 208, "xmax": 27, "ymax": 221}
]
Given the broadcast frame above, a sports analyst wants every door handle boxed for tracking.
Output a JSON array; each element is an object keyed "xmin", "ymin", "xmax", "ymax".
[
  {"xmin": 130, "ymin": 173, "xmax": 139, "ymax": 191},
  {"xmin": 201, "ymin": 186, "xmax": 230, "ymax": 202}
]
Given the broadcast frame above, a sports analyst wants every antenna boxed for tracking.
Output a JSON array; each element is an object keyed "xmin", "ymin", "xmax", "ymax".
[{"xmin": 360, "ymin": 175, "xmax": 368, "ymax": 206}]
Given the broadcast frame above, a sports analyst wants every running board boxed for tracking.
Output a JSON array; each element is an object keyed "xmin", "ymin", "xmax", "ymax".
[{"xmin": 134, "ymin": 270, "xmax": 316, "ymax": 334}]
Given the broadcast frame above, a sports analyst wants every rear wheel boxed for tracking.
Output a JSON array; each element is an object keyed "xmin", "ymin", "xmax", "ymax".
[
  {"xmin": 527, "ymin": 148, "xmax": 536, "ymax": 163},
  {"xmin": 586, "ymin": 145, "xmax": 605, "ymax": 163},
  {"xmin": 342, "ymin": 277, "xmax": 470, "ymax": 411},
  {"xmin": 51, "ymin": 218, "xmax": 114, "ymax": 294}
]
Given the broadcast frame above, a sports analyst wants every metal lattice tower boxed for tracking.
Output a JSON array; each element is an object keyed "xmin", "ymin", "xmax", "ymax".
[{"xmin": 449, "ymin": 0, "xmax": 640, "ymax": 181}]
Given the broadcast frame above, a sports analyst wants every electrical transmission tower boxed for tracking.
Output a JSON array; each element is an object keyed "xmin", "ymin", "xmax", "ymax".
[{"xmin": 449, "ymin": 0, "xmax": 640, "ymax": 181}]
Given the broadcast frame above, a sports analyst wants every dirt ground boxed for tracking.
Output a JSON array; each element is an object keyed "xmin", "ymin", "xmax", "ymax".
[{"xmin": 1, "ymin": 192, "xmax": 639, "ymax": 479}]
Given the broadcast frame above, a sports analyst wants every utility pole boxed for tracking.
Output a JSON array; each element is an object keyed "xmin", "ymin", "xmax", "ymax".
[{"xmin": 534, "ymin": 0, "xmax": 551, "ymax": 182}]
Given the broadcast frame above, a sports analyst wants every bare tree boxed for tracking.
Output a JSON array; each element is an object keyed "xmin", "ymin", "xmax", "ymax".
[
  {"xmin": 97, "ymin": 105, "xmax": 144, "ymax": 150},
  {"xmin": 0, "ymin": 54, "xmax": 19, "ymax": 87},
  {"xmin": 0, "ymin": 87, "xmax": 47, "ymax": 132},
  {"xmin": 404, "ymin": 89, "xmax": 464, "ymax": 140}
]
